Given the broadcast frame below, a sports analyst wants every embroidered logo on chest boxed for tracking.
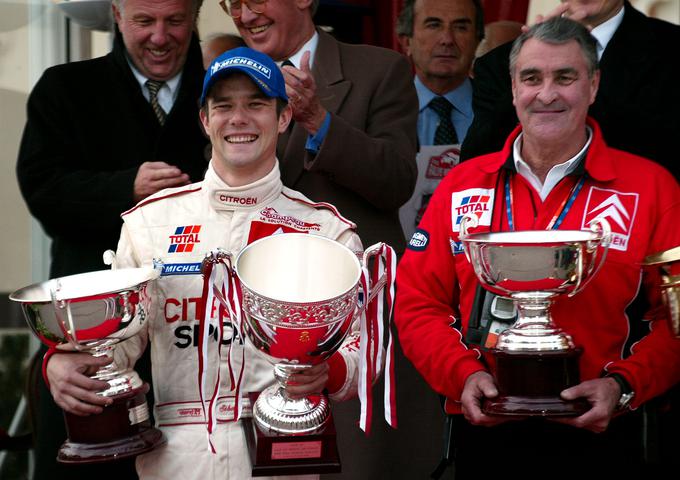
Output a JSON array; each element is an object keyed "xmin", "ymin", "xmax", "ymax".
[
  {"xmin": 168, "ymin": 225, "xmax": 202, "ymax": 253},
  {"xmin": 258, "ymin": 207, "xmax": 321, "ymax": 231},
  {"xmin": 451, "ymin": 188, "xmax": 494, "ymax": 233},
  {"xmin": 582, "ymin": 187, "xmax": 639, "ymax": 252}
]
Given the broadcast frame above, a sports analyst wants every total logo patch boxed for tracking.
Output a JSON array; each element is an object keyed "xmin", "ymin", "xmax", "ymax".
[
  {"xmin": 407, "ymin": 228, "xmax": 429, "ymax": 251},
  {"xmin": 168, "ymin": 225, "xmax": 201, "ymax": 253},
  {"xmin": 451, "ymin": 188, "xmax": 494, "ymax": 232},
  {"xmin": 582, "ymin": 187, "xmax": 638, "ymax": 252}
]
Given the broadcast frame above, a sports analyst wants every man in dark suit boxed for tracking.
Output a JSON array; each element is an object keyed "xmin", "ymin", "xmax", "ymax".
[
  {"xmin": 461, "ymin": 0, "xmax": 679, "ymax": 180},
  {"xmin": 225, "ymin": 0, "xmax": 418, "ymax": 253},
  {"xmin": 16, "ymin": 0, "xmax": 208, "ymax": 477},
  {"xmin": 395, "ymin": 0, "xmax": 483, "ymax": 239}
]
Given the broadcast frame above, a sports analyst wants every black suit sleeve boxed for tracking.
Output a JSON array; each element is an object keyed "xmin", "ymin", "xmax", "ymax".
[
  {"xmin": 16, "ymin": 69, "xmax": 138, "ymax": 240},
  {"xmin": 460, "ymin": 42, "xmax": 518, "ymax": 162}
]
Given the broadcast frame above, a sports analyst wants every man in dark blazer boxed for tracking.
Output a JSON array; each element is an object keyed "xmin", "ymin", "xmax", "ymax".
[
  {"xmin": 461, "ymin": 0, "xmax": 679, "ymax": 180},
  {"xmin": 18, "ymin": 0, "xmax": 208, "ymax": 279},
  {"xmin": 228, "ymin": 0, "xmax": 418, "ymax": 253},
  {"xmin": 15, "ymin": 0, "xmax": 208, "ymax": 478}
]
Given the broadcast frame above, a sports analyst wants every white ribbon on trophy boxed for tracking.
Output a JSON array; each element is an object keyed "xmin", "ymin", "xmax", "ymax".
[{"xmin": 194, "ymin": 234, "xmax": 398, "ymax": 453}]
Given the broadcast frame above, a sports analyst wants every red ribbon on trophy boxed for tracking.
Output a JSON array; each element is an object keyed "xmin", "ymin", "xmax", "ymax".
[
  {"xmin": 197, "ymin": 251, "xmax": 244, "ymax": 453},
  {"xmin": 358, "ymin": 243, "xmax": 397, "ymax": 433}
]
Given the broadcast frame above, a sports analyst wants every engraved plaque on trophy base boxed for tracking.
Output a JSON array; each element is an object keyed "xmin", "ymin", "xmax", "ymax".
[
  {"xmin": 482, "ymin": 349, "xmax": 590, "ymax": 416},
  {"xmin": 58, "ymin": 383, "xmax": 165, "ymax": 463},
  {"xmin": 243, "ymin": 392, "xmax": 340, "ymax": 477}
]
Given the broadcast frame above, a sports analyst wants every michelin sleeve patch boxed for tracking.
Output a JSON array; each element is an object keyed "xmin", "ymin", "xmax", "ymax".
[{"xmin": 407, "ymin": 228, "xmax": 430, "ymax": 251}]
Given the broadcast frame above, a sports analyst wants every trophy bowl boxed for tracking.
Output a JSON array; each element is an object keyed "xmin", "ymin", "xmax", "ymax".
[
  {"xmin": 9, "ymin": 267, "xmax": 165, "ymax": 463},
  {"xmin": 644, "ymin": 246, "xmax": 680, "ymax": 338},
  {"xmin": 459, "ymin": 217, "xmax": 610, "ymax": 415},
  {"xmin": 236, "ymin": 233, "xmax": 363, "ymax": 436}
]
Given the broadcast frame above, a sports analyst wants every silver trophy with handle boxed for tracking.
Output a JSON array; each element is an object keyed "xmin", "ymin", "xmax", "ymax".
[
  {"xmin": 203, "ymin": 233, "xmax": 396, "ymax": 475},
  {"xmin": 459, "ymin": 216, "xmax": 611, "ymax": 416},
  {"xmin": 10, "ymin": 265, "xmax": 165, "ymax": 463}
]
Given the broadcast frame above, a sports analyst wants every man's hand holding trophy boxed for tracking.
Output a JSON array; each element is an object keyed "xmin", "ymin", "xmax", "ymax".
[{"xmin": 10, "ymin": 263, "xmax": 164, "ymax": 463}]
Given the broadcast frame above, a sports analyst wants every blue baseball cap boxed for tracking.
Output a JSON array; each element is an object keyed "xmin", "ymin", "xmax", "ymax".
[{"xmin": 200, "ymin": 47, "xmax": 288, "ymax": 106}]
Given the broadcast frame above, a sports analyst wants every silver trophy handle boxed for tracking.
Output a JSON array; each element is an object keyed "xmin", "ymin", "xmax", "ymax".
[
  {"xmin": 587, "ymin": 217, "xmax": 612, "ymax": 251},
  {"xmin": 202, "ymin": 248, "xmax": 233, "ymax": 273},
  {"xmin": 459, "ymin": 214, "xmax": 480, "ymax": 265},
  {"xmin": 459, "ymin": 214, "xmax": 478, "ymax": 240},
  {"xmin": 49, "ymin": 280, "xmax": 82, "ymax": 351},
  {"xmin": 361, "ymin": 243, "xmax": 390, "ymax": 304},
  {"xmin": 568, "ymin": 217, "xmax": 611, "ymax": 297},
  {"xmin": 458, "ymin": 215, "xmax": 504, "ymax": 291},
  {"xmin": 103, "ymin": 250, "xmax": 118, "ymax": 269}
]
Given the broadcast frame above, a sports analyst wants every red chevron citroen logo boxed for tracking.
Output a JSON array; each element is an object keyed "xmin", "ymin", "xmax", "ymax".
[{"xmin": 583, "ymin": 187, "xmax": 639, "ymax": 252}]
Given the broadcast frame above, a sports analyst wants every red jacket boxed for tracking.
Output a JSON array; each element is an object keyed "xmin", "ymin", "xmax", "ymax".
[{"xmin": 395, "ymin": 119, "xmax": 680, "ymax": 414}]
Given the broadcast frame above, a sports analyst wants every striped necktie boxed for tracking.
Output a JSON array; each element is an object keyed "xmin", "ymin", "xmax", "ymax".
[
  {"xmin": 429, "ymin": 96, "xmax": 458, "ymax": 145},
  {"xmin": 146, "ymin": 80, "xmax": 167, "ymax": 125}
]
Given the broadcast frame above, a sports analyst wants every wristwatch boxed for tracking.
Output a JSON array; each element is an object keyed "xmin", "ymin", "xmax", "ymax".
[{"xmin": 607, "ymin": 373, "xmax": 635, "ymax": 410}]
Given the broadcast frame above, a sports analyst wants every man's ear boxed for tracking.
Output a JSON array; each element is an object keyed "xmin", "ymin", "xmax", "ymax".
[
  {"xmin": 199, "ymin": 107, "xmax": 210, "ymax": 133},
  {"xmin": 589, "ymin": 70, "xmax": 601, "ymax": 105},
  {"xmin": 295, "ymin": 0, "xmax": 314, "ymax": 11},
  {"xmin": 399, "ymin": 35, "xmax": 412, "ymax": 57},
  {"xmin": 278, "ymin": 104, "xmax": 293, "ymax": 133},
  {"xmin": 112, "ymin": 1, "xmax": 122, "ymax": 25}
]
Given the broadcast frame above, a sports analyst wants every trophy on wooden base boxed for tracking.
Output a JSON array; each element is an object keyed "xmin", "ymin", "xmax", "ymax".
[
  {"xmin": 205, "ymin": 233, "xmax": 394, "ymax": 476},
  {"xmin": 459, "ymin": 216, "xmax": 611, "ymax": 416},
  {"xmin": 10, "ymin": 266, "xmax": 165, "ymax": 463}
]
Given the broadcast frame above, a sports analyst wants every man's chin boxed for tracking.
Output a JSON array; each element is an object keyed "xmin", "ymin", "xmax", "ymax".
[{"xmin": 143, "ymin": 62, "xmax": 181, "ymax": 82}]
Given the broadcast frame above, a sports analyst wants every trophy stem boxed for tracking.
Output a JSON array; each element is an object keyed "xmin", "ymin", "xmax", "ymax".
[
  {"xmin": 512, "ymin": 291, "xmax": 555, "ymax": 329},
  {"xmin": 84, "ymin": 343, "xmax": 143, "ymax": 397},
  {"xmin": 487, "ymin": 293, "xmax": 586, "ymax": 416},
  {"xmin": 496, "ymin": 292, "xmax": 575, "ymax": 351},
  {"xmin": 252, "ymin": 363, "xmax": 331, "ymax": 435}
]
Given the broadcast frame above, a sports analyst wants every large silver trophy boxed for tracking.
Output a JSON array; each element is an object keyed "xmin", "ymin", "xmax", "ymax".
[
  {"xmin": 459, "ymin": 216, "xmax": 611, "ymax": 416},
  {"xmin": 206, "ymin": 233, "xmax": 394, "ymax": 475},
  {"xmin": 644, "ymin": 246, "xmax": 680, "ymax": 338},
  {"xmin": 9, "ymin": 266, "xmax": 165, "ymax": 463}
]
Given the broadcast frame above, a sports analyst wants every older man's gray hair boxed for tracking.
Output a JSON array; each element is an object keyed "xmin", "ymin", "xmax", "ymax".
[{"xmin": 509, "ymin": 16, "xmax": 599, "ymax": 77}]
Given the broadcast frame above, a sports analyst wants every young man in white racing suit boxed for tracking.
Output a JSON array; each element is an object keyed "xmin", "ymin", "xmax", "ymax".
[{"xmin": 45, "ymin": 47, "xmax": 363, "ymax": 479}]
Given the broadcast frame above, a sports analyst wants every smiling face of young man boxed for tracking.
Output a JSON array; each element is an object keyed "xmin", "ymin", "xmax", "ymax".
[
  {"xmin": 113, "ymin": 0, "xmax": 195, "ymax": 81},
  {"xmin": 233, "ymin": 0, "xmax": 316, "ymax": 62},
  {"xmin": 512, "ymin": 37, "xmax": 599, "ymax": 156},
  {"xmin": 200, "ymin": 73, "xmax": 292, "ymax": 186}
]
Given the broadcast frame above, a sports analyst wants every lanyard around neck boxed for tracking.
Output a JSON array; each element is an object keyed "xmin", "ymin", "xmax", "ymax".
[{"xmin": 504, "ymin": 172, "xmax": 585, "ymax": 231}]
